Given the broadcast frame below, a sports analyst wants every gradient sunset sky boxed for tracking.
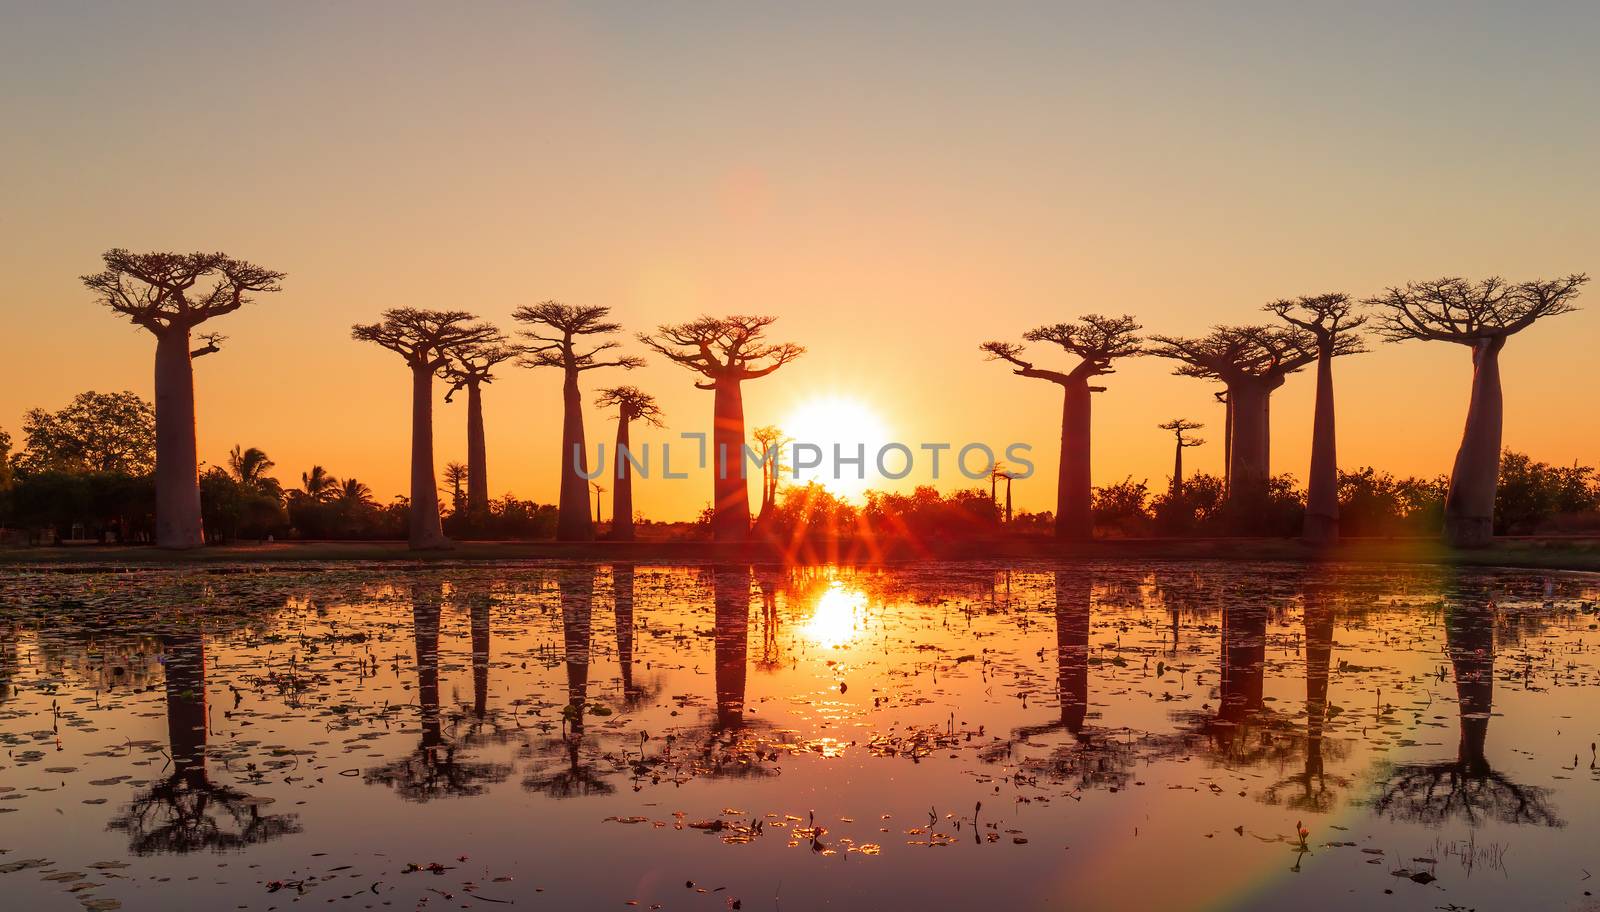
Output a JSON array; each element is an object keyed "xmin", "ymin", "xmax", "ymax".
[{"xmin": 2, "ymin": 2, "xmax": 1596, "ymax": 521}]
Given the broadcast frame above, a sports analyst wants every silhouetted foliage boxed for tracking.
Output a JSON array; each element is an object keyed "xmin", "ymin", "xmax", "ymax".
[{"xmin": 16, "ymin": 390, "xmax": 156, "ymax": 475}]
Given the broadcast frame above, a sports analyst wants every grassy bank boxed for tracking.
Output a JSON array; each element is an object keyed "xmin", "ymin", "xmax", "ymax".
[{"xmin": 2, "ymin": 535, "xmax": 1598, "ymax": 572}]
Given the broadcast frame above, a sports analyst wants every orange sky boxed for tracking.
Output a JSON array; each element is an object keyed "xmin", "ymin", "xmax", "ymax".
[{"xmin": 1, "ymin": 4, "xmax": 1596, "ymax": 521}]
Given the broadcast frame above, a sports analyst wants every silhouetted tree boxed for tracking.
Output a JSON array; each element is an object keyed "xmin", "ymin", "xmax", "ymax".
[
  {"xmin": 298, "ymin": 465, "xmax": 338, "ymax": 503},
  {"xmin": 442, "ymin": 461, "xmax": 469, "ymax": 517},
  {"xmin": 981, "ymin": 314, "xmax": 1142, "ymax": 539},
  {"xmin": 83, "ymin": 250, "xmax": 284, "ymax": 548},
  {"xmin": 594, "ymin": 386, "xmax": 662, "ymax": 541},
  {"xmin": 1368, "ymin": 275, "xmax": 1586, "ymax": 547},
  {"xmin": 640, "ymin": 316, "xmax": 804, "ymax": 541},
  {"xmin": 17, "ymin": 390, "xmax": 156, "ymax": 475},
  {"xmin": 515, "ymin": 303, "xmax": 642, "ymax": 541},
  {"xmin": 1266, "ymin": 294, "xmax": 1368, "ymax": 544},
  {"xmin": 1149, "ymin": 326, "xmax": 1348, "ymax": 521},
  {"xmin": 1158, "ymin": 418, "xmax": 1205, "ymax": 496},
  {"xmin": 352, "ymin": 309, "xmax": 497, "ymax": 549},
  {"xmin": 749, "ymin": 424, "xmax": 790, "ymax": 525},
  {"xmin": 440, "ymin": 335, "xmax": 520, "ymax": 529}
]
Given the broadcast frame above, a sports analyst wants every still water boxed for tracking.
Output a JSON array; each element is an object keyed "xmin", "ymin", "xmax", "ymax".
[{"xmin": 1, "ymin": 561, "xmax": 1598, "ymax": 911}]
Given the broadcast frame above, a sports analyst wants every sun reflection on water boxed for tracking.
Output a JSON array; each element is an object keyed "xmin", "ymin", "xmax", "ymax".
[{"xmin": 800, "ymin": 580, "xmax": 867, "ymax": 649}]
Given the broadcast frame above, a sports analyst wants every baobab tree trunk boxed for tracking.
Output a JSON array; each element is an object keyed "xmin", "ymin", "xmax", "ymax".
[
  {"xmin": 557, "ymin": 368, "xmax": 594, "ymax": 541},
  {"xmin": 409, "ymin": 362, "xmax": 450, "ymax": 549},
  {"xmin": 1171, "ymin": 438, "xmax": 1184, "ymax": 496},
  {"xmin": 610, "ymin": 411, "xmax": 635, "ymax": 541},
  {"xmin": 711, "ymin": 381, "xmax": 751, "ymax": 542},
  {"xmin": 465, "ymin": 380, "xmax": 489, "ymax": 530},
  {"xmin": 1056, "ymin": 379, "xmax": 1093, "ymax": 540},
  {"xmin": 1444, "ymin": 338, "xmax": 1504, "ymax": 548},
  {"xmin": 1225, "ymin": 380, "xmax": 1272, "ymax": 511},
  {"xmin": 153, "ymin": 329, "xmax": 204, "ymax": 549},
  {"xmin": 1221, "ymin": 392, "xmax": 1233, "ymax": 492},
  {"xmin": 1303, "ymin": 345, "xmax": 1340, "ymax": 544}
]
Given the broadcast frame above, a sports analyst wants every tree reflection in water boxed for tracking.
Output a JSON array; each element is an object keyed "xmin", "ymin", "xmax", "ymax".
[
  {"xmin": 366, "ymin": 583, "xmax": 511, "ymax": 801},
  {"xmin": 522, "ymin": 568, "xmax": 616, "ymax": 798},
  {"xmin": 1368, "ymin": 590, "xmax": 1562, "ymax": 827},
  {"xmin": 986, "ymin": 572, "xmax": 1137, "ymax": 791},
  {"xmin": 108, "ymin": 631, "xmax": 301, "ymax": 854},
  {"xmin": 1260, "ymin": 582, "xmax": 1350, "ymax": 814}
]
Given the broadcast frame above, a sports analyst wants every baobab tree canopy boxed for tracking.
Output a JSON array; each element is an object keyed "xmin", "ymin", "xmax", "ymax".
[
  {"xmin": 639, "ymin": 315, "xmax": 804, "ymax": 388},
  {"xmin": 1149, "ymin": 325, "xmax": 1357, "ymax": 516},
  {"xmin": 640, "ymin": 315, "xmax": 803, "ymax": 541},
  {"xmin": 352, "ymin": 309, "xmax": 499, "ymax": 368},
  {"xmin": 83, "ymin": 249, "xmax": 285, "ymax": 335},
  {"xmin": 980, "ymin": 313, "xmax": 1142, "ymax": 540},
  {"xmin": 1369, "ymin": 275, "xmax": 1586, "ymax": 344},
  {"xmin": 1365, "ymin": 275, "xmax": 1586, "ymax": 548},
  {"xmin": 440, "ymin": 335, "xmax": 520, "ymax": 400},
  {"xmin": 594, "ymin": 385, "xmax": 664, "ymax": 425}
]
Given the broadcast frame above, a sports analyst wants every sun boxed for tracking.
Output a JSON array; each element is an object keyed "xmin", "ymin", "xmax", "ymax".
[{"xmin": 778, "ymin": 395, "xmax": 890, "ymax": 499}]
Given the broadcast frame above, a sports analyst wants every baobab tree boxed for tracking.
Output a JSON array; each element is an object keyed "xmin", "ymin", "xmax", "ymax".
[
  {"xmin": 82, "ymin": 250, "xmax": 284, "ymax": 548},
  {"xmin": 440, "ymin": 334, "xmax": 520, "ymax": 529},
  {"xmin": 639, "ymin": 316, "xmax": 804, "ymax": 541},
  {"xmin": 594, "ymin": 386, "xmax": 663, "ymax": 541},
  {"xmin": 981, "ymin": 314, "xmax": 1143, "ymax": 540},
  {"xmin": 1265, "ymin": 294, "xmax": 1368, "ymax": 544},
  {"xmin": 352, "ymin": 309, "xmax": 498, "ymax": 549},
  {"xmin": 1158, "ymin": 418, "xmax": 1205, "ymax": 495},
  {"xmin": 750, "ymin": 424, "xmax": 790, "ymax": 525},
  {"xmin": 1148, "ymin": 326, "xmax": 1353, "ymax": 517},
  {"xmin": 516, "ymin": 303, "xmax": 643, "ymax": 542},
  {"xmin": 1367, "ymin": 275, "xmax": 1586, "ymax": 548}
]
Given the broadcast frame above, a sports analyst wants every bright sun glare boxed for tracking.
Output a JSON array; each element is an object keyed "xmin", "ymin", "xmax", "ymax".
[
  {"xmin": 800, "ymin": 580, "xmax": 868, "ymax": 650},
  {"xmin": 779, "ymin": 396, "xmax": 890, "ymax": 499}
]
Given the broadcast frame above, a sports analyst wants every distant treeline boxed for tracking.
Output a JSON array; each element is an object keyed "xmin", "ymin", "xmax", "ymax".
[{"xmin": 2, "ymin": 389, "xmax": 1596, "ymax": 544}]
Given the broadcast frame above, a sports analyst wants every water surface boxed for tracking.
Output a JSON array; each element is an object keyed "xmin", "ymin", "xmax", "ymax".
[{"xmin": 2, "ymin": 560, "xmax": 1597, "ymax": 911}]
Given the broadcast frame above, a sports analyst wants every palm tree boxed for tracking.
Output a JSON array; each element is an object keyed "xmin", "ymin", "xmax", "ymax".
[
  {"xmin": 301, "ymin": 465, "xmax": 338, "ymax": 503},
  {"xmin": 227, "ymin": 445, "xmax": 275, "ymax": 486},
  {"xmin": 336, "ymin": 477, "xmax": 375, "ymax": 508}
]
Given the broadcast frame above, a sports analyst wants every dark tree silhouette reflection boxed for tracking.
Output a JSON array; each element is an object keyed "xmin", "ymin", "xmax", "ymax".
[
  {"xmin": 108, "ymin": 632, "xmax": 301, "ymax": 854},
  {"xmin": 986, "ymin": 572, "xmax": 1136, "ymax": 791},
  {"xmin": 1261, "ymin": 585, "xmax": 1350, "ymax": 813},
  {"xmin": 1369, "ymin": 594, "xmax": 1562, "ymax": 827},
  {"xmin": 366, "ymin": 585, "xmax": 510, "ymax": 801},
  {"xmin": 522, "ymin": 569, "xmax": 617, "ymax": 798}
]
